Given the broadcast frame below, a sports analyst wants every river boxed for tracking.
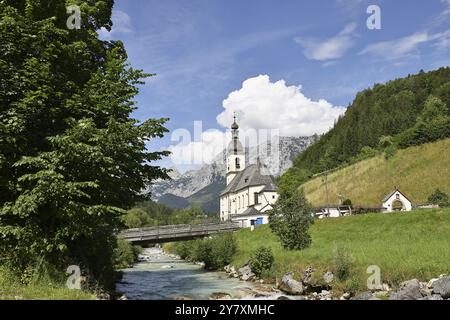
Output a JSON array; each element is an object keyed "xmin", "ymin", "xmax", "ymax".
[{"xmin": 116, "ymin": 247, "xmax": 287, "ymax": 300}]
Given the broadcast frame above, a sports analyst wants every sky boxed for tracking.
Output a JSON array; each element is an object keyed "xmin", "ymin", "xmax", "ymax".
[{"xmin": 99, "ymin": 0, "xmax": 450, "ymax": 172}]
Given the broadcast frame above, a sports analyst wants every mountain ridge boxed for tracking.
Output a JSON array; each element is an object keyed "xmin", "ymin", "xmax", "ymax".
[{"xmin": 152, "ymin": 136, "xmax": 314, "ymax": 213}]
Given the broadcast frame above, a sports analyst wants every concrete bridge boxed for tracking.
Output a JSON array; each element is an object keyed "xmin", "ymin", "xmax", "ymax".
[{"xmin": 119, "ymin": 222, "xmax": 241, "ymax": 245}]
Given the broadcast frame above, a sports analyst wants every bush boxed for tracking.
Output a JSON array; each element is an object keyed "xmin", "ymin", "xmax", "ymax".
[
  {"xmin": 113, "ymin": 239, "xmax": 141, "ymax": 269},
  {"xmin": 249, "ymin": 247, "xmax": 274, "ymax": 277},
  {"xmin": 332, "ymin": 246, "xmax": 353, "ymax": 281},
  {"xmin": 342, "ymin": 199, "xmax": 352, "ymax": 206},
  {"xmin": 269, "ymin": 189, "xmax": 314, "ymax": 250},
  {"xmin": 172, "ymin": 241, "xmax": 195, "ymax": 260},
  {"xmin": 172, "ymin": 233, "xmax": 237, "ymax": 270},
  {"xmin": 428, "ymin": 189, "xmax": 449, "ymax": 207},
  {"xmin": 384, "ymin": 144, "xmax": 397, "ymax": 159}
]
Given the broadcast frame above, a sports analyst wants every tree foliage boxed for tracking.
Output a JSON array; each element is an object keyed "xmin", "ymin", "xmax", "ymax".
[
  {"xmin": 280, "ymin": 68, "xmax": 450, "ymax": 195},
  {"xmin": 268, "ymin": 189, "xmax": 314, "ymax": 250},
  {"xmin": 0, "ymin": 1, "xmax": 169, "ymax": 288},
  {"xmin": 428, "ymin": 189, "xmax": 449, "ymax": 207},
  {"xmin": 249, "ymin": 246, "xmax": 274, "ymax": 277}
]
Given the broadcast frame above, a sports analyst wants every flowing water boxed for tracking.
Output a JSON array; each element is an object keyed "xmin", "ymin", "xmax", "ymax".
[{"xmin": 116, "ymin": 247, "xmax": 284, "ymax": 300}]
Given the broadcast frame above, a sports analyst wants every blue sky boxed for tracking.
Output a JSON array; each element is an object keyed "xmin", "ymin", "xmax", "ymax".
[{"xmin": 100, "ymin": 0, "xmax": 450, "ymax": 171}]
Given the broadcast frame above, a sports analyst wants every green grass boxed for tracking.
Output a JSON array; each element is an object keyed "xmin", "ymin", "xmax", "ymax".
[
  {"xmin": 300, "ymin": 138, "xmax": 450, "ymax": 206},
  {"xmin": 232, "ymin": 208, "xmax": 450, "ymax": 291},
  {"xmin": 0, "ymin": 267, "xmax": 96, "ymax": 300}
]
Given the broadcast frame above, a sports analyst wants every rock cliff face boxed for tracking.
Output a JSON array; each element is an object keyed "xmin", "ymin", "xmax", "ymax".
[{"xmin": 151, "ymin": 136, "xmax": 314, "ymax": 213}]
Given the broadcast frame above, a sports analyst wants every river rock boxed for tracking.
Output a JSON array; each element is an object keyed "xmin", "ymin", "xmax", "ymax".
[
  {"xmin": 175, "ymin": 296, "xmax": 192, "ymax": 300},
  {"xmin": 323, "ymin": 271, "xmax": 334, "ymax": 284},
  {"xmin": 318, "ymin": 290, "xmax": 332, "ymax": 300},
  {"xmin": 96, "ymin": 292, "xmax": 111, "ymax": 300},
  {"xmin": 389, "ymin": 279, "xmax": 423, "ymax": 300},
  {"xmin": 277, "ymin": 295, "xmax": 291, "ymax": 300},
  {"xmin": 429, "ymin": 276, "xmax": 450, "ymax": 298},
  {"xmin": 161, "ymin": 265, "xmax": 174, "ymax": 269},
  {"xmin": 238, "ymin": 264, "xmax": 255, "ymax": 281},
  {"xmin": 301, "ymin": 266, "xmax": 316, "ymax": 285},
  {"xmin": 351, "ymin": 291, "xmax": 373, "ymax": 300},
  {"xmin": 278, "ymin": 272, "xmax": 304, "ymax": 295},
  {"xmin": 209, "ymin": 292, "xmax": 232, "ymax": 300},
  {"xmin": 418, "ymin": 294, "xmax": 444, "ymax": 300},
  {"xmin": 340, "ymin": 292, "xmax": 351, "ymax": 300}
]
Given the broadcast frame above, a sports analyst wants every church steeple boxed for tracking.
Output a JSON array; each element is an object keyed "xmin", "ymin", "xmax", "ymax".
[{"xmin": 226, "ymin": 113, "xmax": 245, "ymax": 185}]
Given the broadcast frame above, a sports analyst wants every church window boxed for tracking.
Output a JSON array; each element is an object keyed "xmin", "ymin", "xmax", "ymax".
[
  {"xmin": 254, "ymin": 192, "xmax": 259, "ymax": 204},
  {"xmin": 235, "ymin": 157, "xmax": 240, "ymax": 169}
]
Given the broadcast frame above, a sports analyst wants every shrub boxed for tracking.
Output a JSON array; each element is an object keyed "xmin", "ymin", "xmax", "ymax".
[
  {"xmin": 332, "ymin": 246, "xmax": 353, "ymax": 281},
  {"xmin": 269, "ymin": 189, "xmax": 314, "ymax": 250},
  {"xmin": 113, "ymin": 239, "xmax": 141, "ymax": 269},
  {"xmin": 342, "ymin": 199, "xmax": 352, "ymax": 206},
  {"xmin": 249, "ymin": 247, "xmax": 274, "ymax": 277},
  {"xmin": 172, "ymin": 241, "xmax": 195, "ymax": 260},
  {"xmin": 173, "ymin": 233, "xmax": 237, "ymax": 270},
  {"xmin": 378, "ymin": 136, "xmax": 393, "ymax": 149},
  {"xmin": 384, "ymin": 144, "xmax": 397, "ymax": 159},
  {"xmin": 428, "ymin": 189, "xmax": 449, "ymax": 207}
]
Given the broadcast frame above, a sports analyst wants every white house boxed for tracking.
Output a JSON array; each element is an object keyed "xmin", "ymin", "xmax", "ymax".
[
  {"xmin": 219, "ymin": 115, "xmax": 278, "ymax": 228},
  {"xmin": 382, "ymin": 188, "xmax": 413, "ymax": 212}
]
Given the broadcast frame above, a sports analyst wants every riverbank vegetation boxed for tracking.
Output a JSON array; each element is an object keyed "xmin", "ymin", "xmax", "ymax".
[
  {"xmin": 231, "ymin": 208, "xmax": 450, "ymax": 293},
  {"xmin": 0, "ymin": 1, "xmax": 169, "ymax": 297},
  {"xmin": 164, "ymin": 233, "xmax": 237, "ymax": 270},
  {"xmin": 0, "ymin": 266, "xmax": 95, "ymax": 300}
]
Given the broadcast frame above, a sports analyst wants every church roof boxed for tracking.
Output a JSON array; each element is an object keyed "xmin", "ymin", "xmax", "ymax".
[{"xmin": 220, "ymin": 163, "xmax": 277, "ymax": 196}]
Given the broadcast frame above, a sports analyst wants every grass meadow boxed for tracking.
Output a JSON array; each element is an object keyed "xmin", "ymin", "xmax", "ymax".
[
  {"xmin": 232, "ymin": 208, "xmax": 450, "ymax": 293},
  {"xmin": 300, "ymin": 138, "xmax": 450, "ymax": 207}
]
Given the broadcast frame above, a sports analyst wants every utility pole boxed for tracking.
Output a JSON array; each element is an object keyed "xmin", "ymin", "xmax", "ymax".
[
  {"xmin": 322, "ymin": 171, "xmax": 330, "ymax": 216},
  {"xmin": 325, "ymin": 171, "xmax": 329, "ymax": 216}
]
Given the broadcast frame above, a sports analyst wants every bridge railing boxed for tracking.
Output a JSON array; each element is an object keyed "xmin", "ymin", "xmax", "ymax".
[{"xmin": 120, "ymin": 221, "xmax": 240, "ymax": 241}]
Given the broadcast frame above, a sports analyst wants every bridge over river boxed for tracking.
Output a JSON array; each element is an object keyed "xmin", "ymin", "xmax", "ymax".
[{"xmin": 119, "ymin": 222, "xmax": 241, "ymax": 245}]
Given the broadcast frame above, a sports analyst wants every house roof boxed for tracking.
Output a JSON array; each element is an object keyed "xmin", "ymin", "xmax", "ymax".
[
  {"xmin": 382, "ymin": 188, "xmax": 412, "ymax": 203},
  {"xmin": 231, "ymin": 206, "xmax": 270, "ymax": 218},
  {"xmin": 220, "ymin": 162, "xmax": 277, "ymax": 196}
]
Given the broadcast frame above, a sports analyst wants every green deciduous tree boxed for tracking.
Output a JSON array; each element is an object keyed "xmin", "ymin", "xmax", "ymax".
[
  {"xmin": 0, "ymin": 1, "xmax": 169, "ymax": 289},
  {"xmin": 269, "ymin": 189, "xmax": 314, "ymax": 250}
]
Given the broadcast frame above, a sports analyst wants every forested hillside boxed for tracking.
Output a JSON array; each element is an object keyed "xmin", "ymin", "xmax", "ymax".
[
  {"xmin": 279, "ymin": 68, "xmax": 450, "ymax": 194},
  {"xmin": 300, "ymin": 138, "xmax": 450, "ymax": 206}
]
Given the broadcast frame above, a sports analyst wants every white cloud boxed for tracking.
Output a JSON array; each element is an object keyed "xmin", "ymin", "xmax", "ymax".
[
  {"xmin": 99, "ymin": 10, "xmax": 133, "ymax": 39},
  {"xmin": 430, "ymin": 0, "xmax": 450, "ymax": 27},
  {"xmin": 167, "ymin": 75, "xmax": 345, "ymax": 168},
  {"xmin": 294, "ymin": 23, "xmax": 357, "ymax": 61},
  {"xmin": 168, "ymin": 129, "xmax": 228, "ymax": 166},
  {"xmin": 217, "ymin": 75, "xmax": 345, "ymax": 137},
  {"xmin": 359, "ymin": 30, "xmax": 450, "ymax": 61}
]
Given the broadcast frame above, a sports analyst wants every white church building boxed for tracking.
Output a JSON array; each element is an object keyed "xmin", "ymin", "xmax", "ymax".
[{"xmin": 219, "ymin": 115, "xmax": 278, "ymax": 228}]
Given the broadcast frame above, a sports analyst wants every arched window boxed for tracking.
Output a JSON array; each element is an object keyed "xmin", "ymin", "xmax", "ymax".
[{"xmin": 235, "ymin": 157, "xmax": 240, "ymax": 169}]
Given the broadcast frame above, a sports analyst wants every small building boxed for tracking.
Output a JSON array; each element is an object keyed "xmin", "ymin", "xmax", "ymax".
[
  {"xmin": 382, "ymin": 188, "xmax": 413, "ymax": 212},
  {"xmin": 219, "ymin": 115, "xmax": 278, "ymax": 228}
]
